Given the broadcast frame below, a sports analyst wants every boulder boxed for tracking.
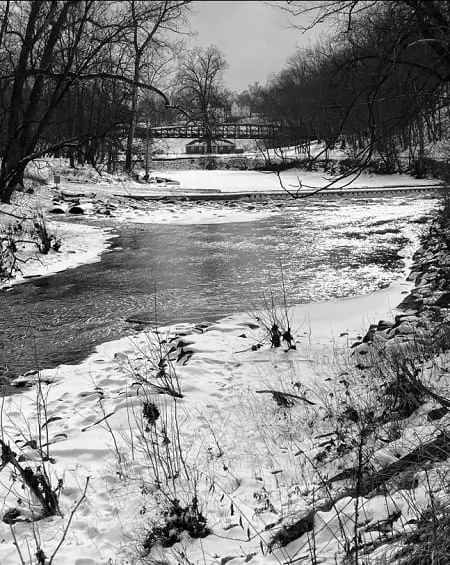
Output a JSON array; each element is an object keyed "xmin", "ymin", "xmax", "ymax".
[
  {"xmin": 427, "ymin": 407, "xmax": 448, "ymax": 421},
  {"xmin": 377, "ymin": 320, "xmax": 394, "ymax": 331},
  {"xmin": 352, "ymin": 343, "xmax": 370, "ymax": 356},
  {"xmin": 48, "ymin": 205, "xmax": 66, "ymax": 214},
  {"xmin": 398, "ymin": 293, "xmax": 423, "ymax": 311},
  {"xmin": 395, "ymin": 322, "xmax": 415, "ymax": 335},
  {"xmin": 96, "ymin": 208, "xmax": 112, "ymax": 216},
  {"xmin": 396, "ymin": 315, "xmax": 418, "ymax": 324},
  {"xmin": 68, "ymin": 205, "xmax": 84, "ymax": 215},
  {"xmin": 372, "ymin": 332, "xmax": 388, "ymax": 345},
  {"xmin": 68, "ymin": 202, "xmax": 95, "ymax": 215},
  {"xmin": 407, "ymin": 271, "xmax": 421, "ymax": 282},
  {"xmin": 362, "ymin": 324, "xmax": 378, "ymax": 343}
]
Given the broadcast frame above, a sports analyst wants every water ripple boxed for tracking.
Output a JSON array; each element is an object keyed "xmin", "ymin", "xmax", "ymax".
[{"xmin": 0, "ymin": 195, "xmax": 438, "ymax": 377}]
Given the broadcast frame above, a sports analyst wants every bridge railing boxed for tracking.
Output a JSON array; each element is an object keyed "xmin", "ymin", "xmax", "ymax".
[{"xmin": 143, "ymin": 123, "xmax": 298, "ymax": 139}]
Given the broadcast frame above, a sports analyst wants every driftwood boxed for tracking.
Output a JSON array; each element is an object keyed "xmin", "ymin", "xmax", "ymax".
[
  {"xmin": 416, "ymin": 379, "xmax": 450, "ymax": 409},
  {"xmin": 269, "ymin": 431, "xmax": 450, "ymax": 549},
  {"xmin": 0, "ymin": 439, "xmax": 60, "ymax": 519},
  {"xmin": 255, "ymin": 389, "xmax": 316, "ymax": 406}
]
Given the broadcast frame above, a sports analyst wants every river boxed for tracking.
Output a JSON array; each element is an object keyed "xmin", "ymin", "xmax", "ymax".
[{"xmin": 0, "ymin": 194, "xmax": 437, "ymax": 378}]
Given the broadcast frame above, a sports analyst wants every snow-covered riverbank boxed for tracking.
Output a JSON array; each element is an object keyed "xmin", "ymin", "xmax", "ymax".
[
  {"xmin": 0, "ymin": 278, "xmax": 414, "ymax": 564},
  {"xmin": 0, "ymin": 217, "xmax": 114, "ymax": 290}
]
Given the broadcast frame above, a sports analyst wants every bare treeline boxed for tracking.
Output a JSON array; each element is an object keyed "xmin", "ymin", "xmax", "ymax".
[
  {"xmin": 0, "ymin": 0, "xmax": 190, "ymax": 203},
  {"xmin": 253, "ymin": 1, "xmax": 450, "ymax": 175}
]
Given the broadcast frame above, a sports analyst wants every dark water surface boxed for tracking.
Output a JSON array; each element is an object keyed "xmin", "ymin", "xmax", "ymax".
[{"xmin": 0, "ymin": 196, "xmax": 436, "ymax": 377}]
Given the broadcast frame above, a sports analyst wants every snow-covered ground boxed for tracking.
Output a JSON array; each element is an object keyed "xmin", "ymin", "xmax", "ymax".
[
  {"xmin": 93, "ymin": 169, "xmax": 441, "ymax": 198},
  {"xmin": 163, "ymin": 169, "xmax": 441, "ymax": 193},
  {"xmin": 0, "ymin": 209, "xmax": 114, "ymax": 290},
  {"xmin": 0, "ymin": 280, "xmax": 417, "ymax": 564}
]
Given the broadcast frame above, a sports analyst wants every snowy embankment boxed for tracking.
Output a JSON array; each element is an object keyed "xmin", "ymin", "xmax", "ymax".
[
  {"xmin": 0, "ymin": 199, "xmax": 114, "ymax": 290},
  {"xmin": 0, "ymin": 278, "xmax": 414, "ymax": 564},
  {"xmin": 0, "ymin": 220, "xmax": 114, "ymax": 290}
]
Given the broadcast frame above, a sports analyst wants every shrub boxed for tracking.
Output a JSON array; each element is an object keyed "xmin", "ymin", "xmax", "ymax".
[
  {"xmin": 0, "ymin": 232, "xmax": 19, "ymax": 281},
  {"xmin": 142, "ymin": 497, "xmax": 209, "ymax": 554},
  {"xmin": 200, "ymin": 156, "xmax": 217, "ymax": 170},
  {"xmin": 143, "ymin": 401, "xmax": 160, "ymax": 428},
  {"xmin": 394, "ymin": 502, "xmax": 450, "ymax": 565},
  {"xmin": 32, "ymin": 211, "xmax": 61, "ymax": 254}
]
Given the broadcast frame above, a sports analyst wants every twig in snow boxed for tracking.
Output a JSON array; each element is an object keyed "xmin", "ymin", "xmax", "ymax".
[
  {"xmin": 255, "ymin": 389, "xmax": 316, "ymax": 406},
  {"xmin": 48, "ymin": 477, "xmax": 90, "ymax": 564},
  {"xmin": 81, "ymin": 411, "xmax": 115, "ymax": 432}
]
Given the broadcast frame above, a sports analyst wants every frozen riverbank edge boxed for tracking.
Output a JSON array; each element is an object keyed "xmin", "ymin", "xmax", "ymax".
[
  {"xmin": 2, "ymin": 168, "xmax": 440, "ymax": 288},
  {"xmin": 0, "ymin": 218, "xmax": 116, "ymax": 290},
  {"xmin": 1, "ymin": 184, "xmax": 449, "ymax": 564}
]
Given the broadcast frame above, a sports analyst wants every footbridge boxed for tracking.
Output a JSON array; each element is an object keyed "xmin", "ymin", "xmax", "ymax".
[{"xmin": 139, "ymin": 123, "xmax": 302, "ymax": 140}]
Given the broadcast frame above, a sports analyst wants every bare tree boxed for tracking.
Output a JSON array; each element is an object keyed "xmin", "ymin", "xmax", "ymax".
[
  {"xmin": 175, "ymin": 45, "xmax": 228, "ymax": 153},
  {"xmin": 0, "ymin": 1, "xmax": 181, "ymax": 203},
  {"xmin": 260, "ymin": 1, "xmax": 450, "ymax": 181},
  {"xmin": 123, "ymin": 0, "xmax": 190, "ymax": 173}
]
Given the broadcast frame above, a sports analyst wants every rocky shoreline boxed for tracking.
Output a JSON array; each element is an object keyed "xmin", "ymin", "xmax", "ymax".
[
  {"xmin": 279, "ymin": 203, "xmax": 450, "ymax": 563},
  {"xmin": 127, "ymin": 204, "xmax": 450, "ymax": 563},
  {"xmin": 352, "ymin": 206, "xmax": 450, "ymax": 361}
]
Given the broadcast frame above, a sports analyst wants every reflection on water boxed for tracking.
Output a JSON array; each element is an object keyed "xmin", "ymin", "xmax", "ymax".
[{"xmin": 0, "ymin": 195, "xmax": 437, "ymax": 377}]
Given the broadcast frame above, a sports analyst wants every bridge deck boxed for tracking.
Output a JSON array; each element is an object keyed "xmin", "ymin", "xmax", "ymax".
[{"xmin": 140, "ymin": 123, "xmax": 301, "ymax": 139}]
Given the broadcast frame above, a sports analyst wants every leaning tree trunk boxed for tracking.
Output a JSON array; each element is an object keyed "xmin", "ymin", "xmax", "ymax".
[
  {"xmin": 0, "ymin": 168, "xmax": 26, "ymax": 203},
  {"xmin": 0, "ymin": 141, "xmax": 28, "ymax": 203},
  {"xmin": 0, "ymin": 1, "xmax": 72, "ymax": 203},
  {"xmin": 0, "ymin": 3, "xmax": 39, "ymax": 203},
  {"xmin": 125, "ymin": 56, "xmax": 141, "ymax": 174}
]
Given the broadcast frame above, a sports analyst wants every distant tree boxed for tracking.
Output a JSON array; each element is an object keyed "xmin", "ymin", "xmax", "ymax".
[
  {"xmin": 270, "ymin": 0, "xmax": 450, "ymax": 174},
  {"xmin": 0, "ymin": 0, "xmax": 184, "ymax": 203},
  {"xmin": 175, "ymin": 45, "xmax": 228, "ymax": 153},
  {"xmin": 123, "ymin": 0, "xmax": 190, "ymax": 173}
]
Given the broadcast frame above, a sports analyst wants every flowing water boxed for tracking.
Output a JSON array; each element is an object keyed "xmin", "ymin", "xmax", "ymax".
[{"xmin": 0, "ymin": 195, "xmax": 437, "ymax": 377}]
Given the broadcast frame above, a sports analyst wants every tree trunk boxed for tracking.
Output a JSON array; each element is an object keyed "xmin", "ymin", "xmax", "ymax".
[
  {"xmin": 0, "ymin": 3, "xmax": 39, "ymax": 203},
  {"xmin": 125, "ymin": 55, "xmax": 141, "ymax": 173},
  {"xmin": 0, "ymin": 2, "xmax": 72, "ymax": 203},
  {"xmin": 0, "ymin": 160, "xmax": 26, "ymax": 203}
]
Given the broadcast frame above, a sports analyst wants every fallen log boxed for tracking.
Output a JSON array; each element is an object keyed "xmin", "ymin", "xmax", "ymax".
[{"xmin": 269, "ymin": 431, "xmax": 450, "ymax": 549}]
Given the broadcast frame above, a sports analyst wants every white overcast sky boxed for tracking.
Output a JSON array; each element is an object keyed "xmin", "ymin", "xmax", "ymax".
[{"xmin": 187, "ymin": 1, "xmax": 326, "ymax": 92}]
